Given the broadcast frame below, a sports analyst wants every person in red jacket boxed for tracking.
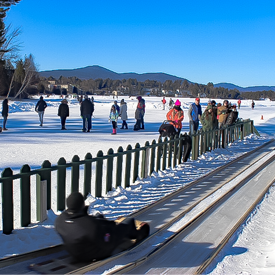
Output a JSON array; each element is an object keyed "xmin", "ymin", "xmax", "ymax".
[
  {"xmin": 162, "ymin": 97, "xmax": 166, "ymax": 110},
  {"xmin": 166, "ymin": 99, "xmax": 184, "ymax": 135},
  {"xmin": 237, "ymin": 99, "xmax": 241, "ymax": 109}
]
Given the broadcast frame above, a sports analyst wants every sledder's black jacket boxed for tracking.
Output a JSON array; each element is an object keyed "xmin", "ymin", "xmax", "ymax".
[{"xmin": 55, "ymin": 207, "xmax": 136, "ymax": 262}]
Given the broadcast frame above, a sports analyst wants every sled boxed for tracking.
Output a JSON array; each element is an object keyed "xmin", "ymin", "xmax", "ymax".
[
  {"xmin": 29, "ymin": 217, "xmax": 150, "ymax": 274},
  {"xmin": 159, "ymin": 120, "xmax": 177, "ymax": 138},
  {"xmin": 115, "ymin": 216, "xmax": 150, "ymax": 243}
]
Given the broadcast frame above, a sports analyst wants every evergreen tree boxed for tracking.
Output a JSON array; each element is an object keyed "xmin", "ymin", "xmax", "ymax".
[{"xmin": 0, "ymin": 0, "xmax": 21, "ymax": 95}]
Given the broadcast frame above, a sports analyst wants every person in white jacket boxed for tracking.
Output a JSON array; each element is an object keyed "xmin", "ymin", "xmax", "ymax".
[{"xmin": 119, "ymin": 99, "xmax": 128, "ymax": 129}]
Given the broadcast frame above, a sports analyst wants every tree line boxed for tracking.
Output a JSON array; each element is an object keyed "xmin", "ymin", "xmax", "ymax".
[{"xmin": 39, "ymin": 76, "xmax": 275, "ymax": 100}]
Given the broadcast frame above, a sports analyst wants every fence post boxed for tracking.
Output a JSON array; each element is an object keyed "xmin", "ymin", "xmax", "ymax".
[
  {"xmin": 156, "ymin": 138, "xmax": 162, "ymax": 172},
  {"xmin": 84, "ymin": 153, "xmax": 92, "ymax": 198},
  {"xmin": 40, "ymin": 160, "xmax": 51, "ymax": 210},
  {"xmin": 214, "ymin": 130, "xmax": 218, "ymax": 149},
  {"xmin": 71, "ymin": 155, "xmax": 80, "ymax": 193},
  {"xmin": 106, "ymin": 148, "xmax": 114, "ymax": 193},
  {"xmin": 36, "ymin": 174, "xmax": 47, "ymax": 222},
  {"xmin": 173, "ymin": 136, "xmax": 179, "ymax": 168},
  {"xmin": 116, "ymin": 146, "xmax": 123, "ymax": 188},
  {"xmin": 191, "ymin": 135, "xmax": 196, "ymax": 160},
  {"xmin": 141, "ymin": 141, "xmax": 150, "ymax": 179},
  {"xmin": 20, "ymin": 164, "xmax": 31, "ymax": 227},
  {"xmin": 133, "ymin": 143, "xmax": 140, "ymax": 183},
  {"xmin": 162, "ymin": 137, "xmax": 168, "ymax": 170},
  {"xmin": 178, "ymin": 134, "xmax": 183, "ymax": 164},
  {"xmin": 201, "ymin": 131, "xmax": 206, "ymax": 154},
  {"xmin": 125, "ymin": 145, "xmax": 132, "ymax": 188},
  {"xmin": 168, "ymin": 138, "xmax": 173, "ymax": 168},
  {"xmin": 150, "ymin": 140, "xmax": 156, "ymax": 175},
  {"xmin": 1, "ymin": 168, "xmax": 13, "ymax": 234},
  {"xmin": 95, "ymin": 150, "xmax": 103, "ymax": 197},
  {"xmin": 57, "ymin": 157, "xmax": 66, "ymax": 211}
]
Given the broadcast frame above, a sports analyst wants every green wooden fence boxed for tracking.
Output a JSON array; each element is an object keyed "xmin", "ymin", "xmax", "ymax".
[{"xmin": 0, "ymin": 119, "xmax": 255, "ymax": 234}]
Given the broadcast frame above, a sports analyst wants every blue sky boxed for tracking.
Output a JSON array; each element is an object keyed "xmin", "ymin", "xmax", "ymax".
[{"xmin": 5, "ymin": 0, "xmax": 275, "ymax": 87}]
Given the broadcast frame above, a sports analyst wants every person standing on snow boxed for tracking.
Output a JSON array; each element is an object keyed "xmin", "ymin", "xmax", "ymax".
[
  {"xmin": 119, "ymin": 99, "xmax": 128, "ymax": 129},
  {"xmin": 217, "ymin": 99, "xmax": 230, "ymax": 128},
  {"xmin": 201, "ymin": 105, "xmax": 216, "ymax": 150},
  {"xmin": 201, "ymin": 105, "xmax": 216, "ymax": 132},
  {"xmin": 162, "ymin": 97, "xmax": 166, "ymax": 110},
  {"xmin": 134, "ymin": 96, "xmax": 145, "ymax": 130},
  {"xmin": 166, "ymin": 99, "xmax": 184, "ymax": 135},
  {"xmin": 35, "ymin": 96, "xmax": 47, "ymax": 126},
  {"xmin": 80, "ymin": 95, "xmax": 94, "ymax": 132},
  {"xmin": 237, "ymin": 99, "xmax": 241, "ymax": 109},
  {"xmin": 168, "ymin": 98, "xmax": 174, "ymax": 110},
  {"xmin": 2, "ymin": 98, "xmax": 9, "ymax": 130},
  {"xmin": 58, "ymin": 99, "xmax": 69, "ymax": 130},
  {"xmin": 188, "ymin": 97, "xmax": 202, "ymax": 134},
  {"xmin": 109, "ymin": 105, "xmax": 119, "ymax": 134},
  {"xmin": 55, "ymin": 192, "xmax": 147, "ymax": 262}
]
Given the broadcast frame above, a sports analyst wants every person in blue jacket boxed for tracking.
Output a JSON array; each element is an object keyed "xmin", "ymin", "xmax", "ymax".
[{"xmin": 187, "ymin": 97, "xmax": 202, "ymax": 134}]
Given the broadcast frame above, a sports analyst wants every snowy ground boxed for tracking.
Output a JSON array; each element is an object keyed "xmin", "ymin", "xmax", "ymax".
[{"xmin": 0, "ymin": 95, "xmax": 274, "ymax": 274}]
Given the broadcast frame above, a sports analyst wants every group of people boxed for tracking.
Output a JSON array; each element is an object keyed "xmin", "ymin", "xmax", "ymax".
[
  {"xmin": 164, "ymin": 97, "xmax": 202, "ymax": 135},
  {"xmin": 108, "ymin": 96, "xmax": 146, "ymax": 134},
  {"xmin": 196, "ymin": 99, "xmax": 239, "ymax": 133},
  {"xmin": 164, "ymin": 97, "xmax": 239, "ymax": 136},
  {"xmin": 1, "ymin": 96, "xmax": 242, "ymax": 135},
  {"xmin": 1, "ymin": 95, "xmax": 146, "ymax": 134}
]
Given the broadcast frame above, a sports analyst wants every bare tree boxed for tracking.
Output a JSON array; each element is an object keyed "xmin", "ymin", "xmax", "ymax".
[
  {"xmin": 13, "ymin": 54, "xmax": 38, "ymax": 99},
  {"xmin": 0, "ymin": 24, "xmax": 21, "ymax": 62}
]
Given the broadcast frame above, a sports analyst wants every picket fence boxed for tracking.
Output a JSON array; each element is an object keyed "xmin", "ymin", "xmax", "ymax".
[{"xmin": 0, "ymin": 119, "xmax": 255, "ymax": 234}]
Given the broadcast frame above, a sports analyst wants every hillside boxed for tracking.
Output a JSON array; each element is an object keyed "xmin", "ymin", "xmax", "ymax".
[
  {"xmin": 39, "ymin": 65, "xmax": 186, "ymax": 83},
  {"xmin": 39, "ymin": 65, "xmax": 275, "ymax": 92},
  {"xmin": 214, "ymin": 82, "xmax": 275, "ymax": 92}
]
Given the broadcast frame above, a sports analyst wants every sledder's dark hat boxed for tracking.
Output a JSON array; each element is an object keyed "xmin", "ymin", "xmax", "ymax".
[{"xmin": 67, "ymin": 192, "xmax": 85, "ymax": 212}]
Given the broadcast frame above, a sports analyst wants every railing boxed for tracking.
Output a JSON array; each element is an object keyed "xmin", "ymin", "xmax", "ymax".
[
  {"xmin": 0, "ymin": 119, "xmax": 255, "ymax": 234},
  {"xmin": 191, "ymin": 119, "xmax": 256, "ymax": 160}
]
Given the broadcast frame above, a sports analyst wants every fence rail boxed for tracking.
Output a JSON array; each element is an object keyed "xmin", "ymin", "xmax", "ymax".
[{"xmin": 0, "ymin": 119, "xmax": 255, "ymax": 234}]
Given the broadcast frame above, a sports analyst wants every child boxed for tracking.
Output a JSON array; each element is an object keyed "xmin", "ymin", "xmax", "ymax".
[{"xmin": 109, "ymin": 105, "xmax": 119, "ymax": 134}]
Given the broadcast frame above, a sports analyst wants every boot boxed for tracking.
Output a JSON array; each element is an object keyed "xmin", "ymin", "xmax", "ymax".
[{"xmin": 111, "ymin": 128, "xmax": 116, "ymax": 135}]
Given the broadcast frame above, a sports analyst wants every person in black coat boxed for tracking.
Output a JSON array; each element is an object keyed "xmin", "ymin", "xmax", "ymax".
[
  {"xmin": 55, "ymin": 192, "xmax": 141, "ymax": 262},
  {"xmin": 80, "ymin": 95, "xmax": 94, "ymax": 132},
  {"xmin": 58, "ymin": 99, "xmax": 69, "ymax": 130},
  {"xmin": 2, "ymin": 98, "xmax": 9, "ymax": 130},
  {"xmin": 35, "ymin": 96, "xmax": 47, "ymax": 126}
]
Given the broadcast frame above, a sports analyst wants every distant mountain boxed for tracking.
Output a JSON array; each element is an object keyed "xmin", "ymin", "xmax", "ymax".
[
  {"xmin": 214, "ymin": 82, "xmax": 275, "ymax": 92},
  {"xmin": 39, "ymin": 66, "xmax": 275, "ymax": 92},
  {"xmin": 39, "ymin": 65, "xmax": 186, "ymax": 83}
]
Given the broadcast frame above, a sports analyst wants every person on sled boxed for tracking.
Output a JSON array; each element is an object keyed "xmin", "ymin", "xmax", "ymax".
[
  {"xmin": 166, "ymin": 99, "xmax": 184, "ymax": 135},
  {"xmin": 55, "ymin": 192, "xmax": 148, "ymax": 262}
]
